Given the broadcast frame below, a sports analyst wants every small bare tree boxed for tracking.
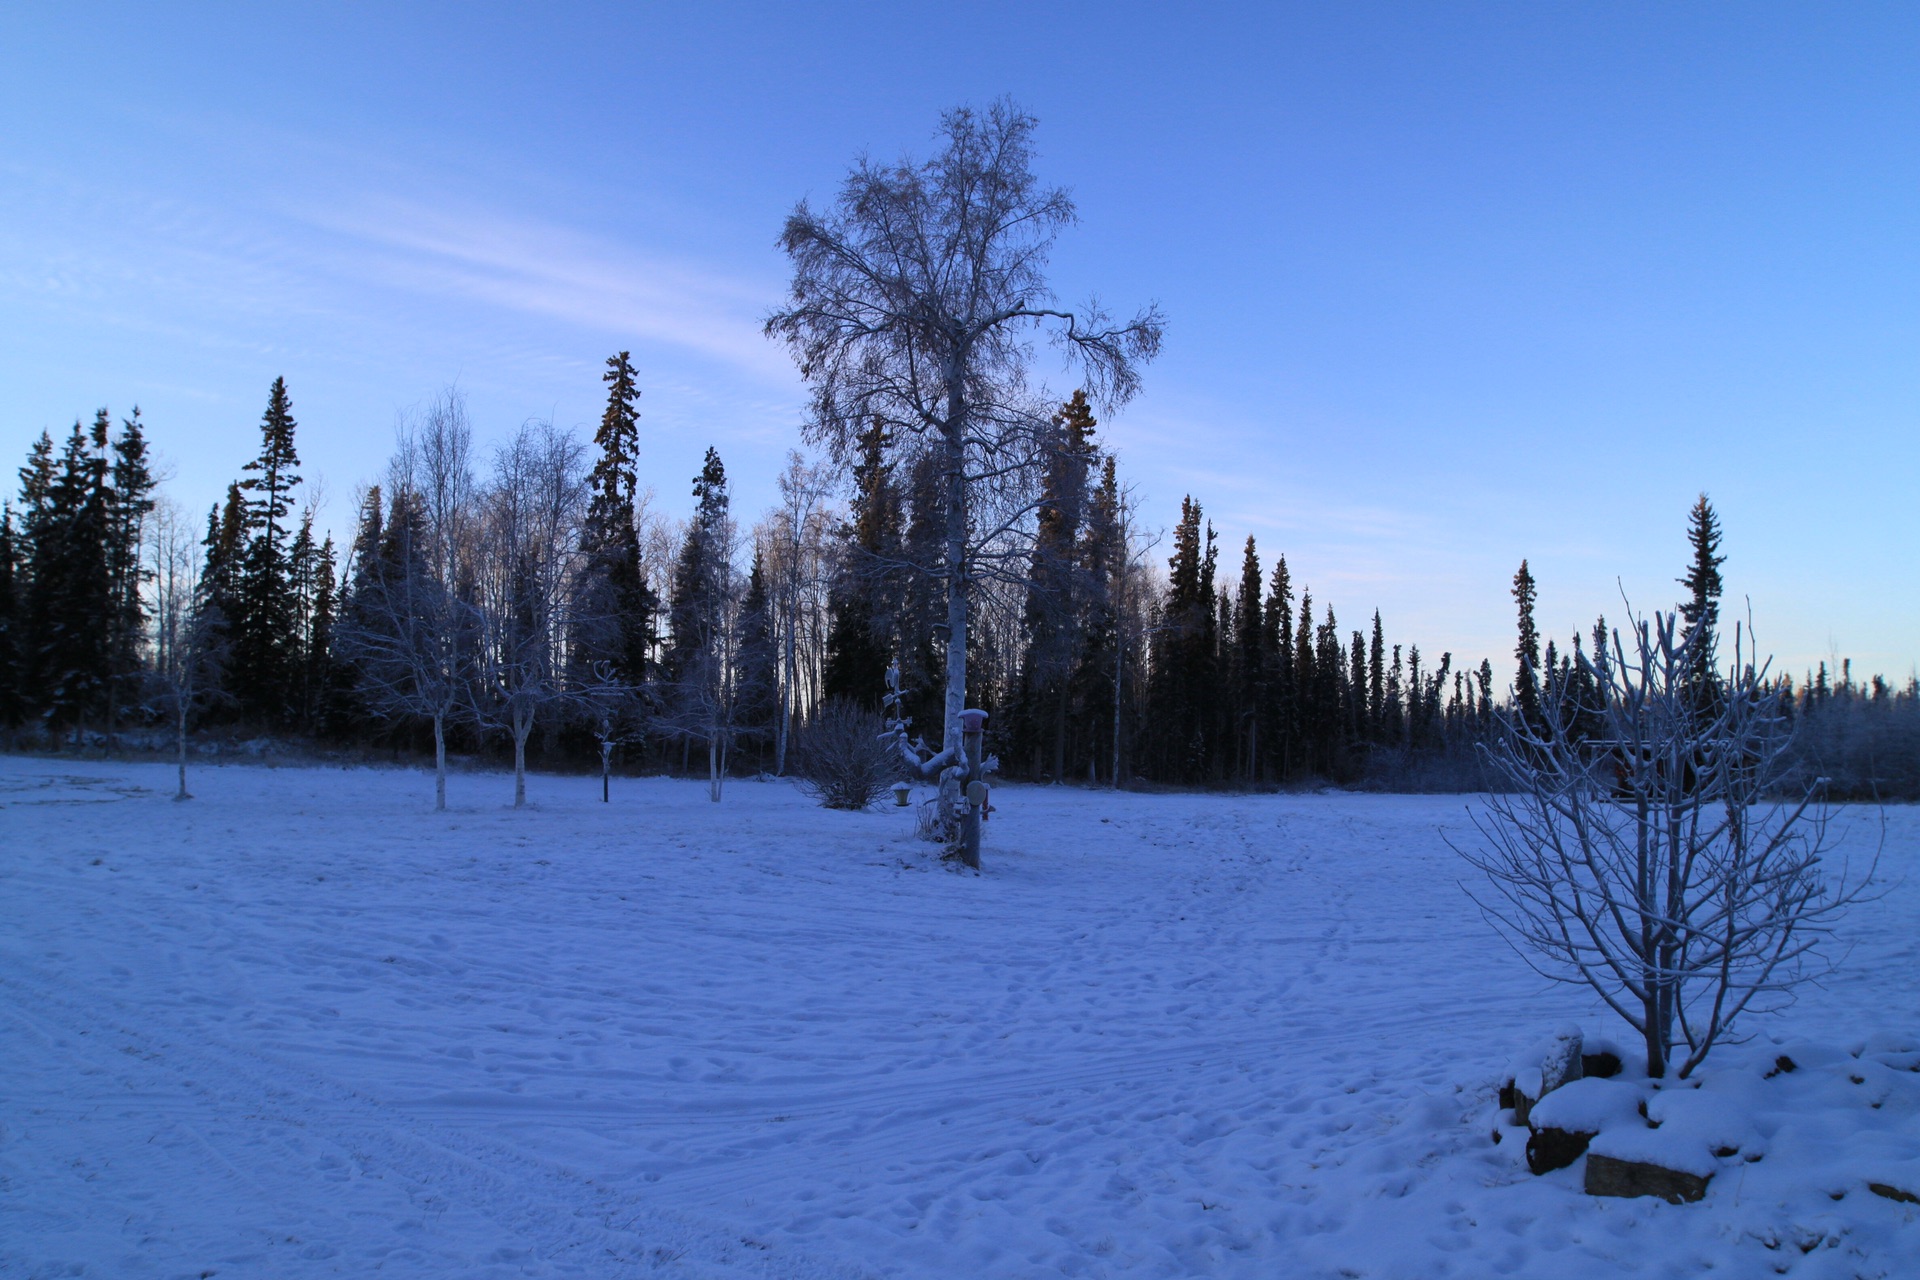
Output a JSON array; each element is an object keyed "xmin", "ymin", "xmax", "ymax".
[
  {"xmin": 768, "ymin": 452, "xmax": 834, "ymax": 776},
  {"xmin": 767, "ymin": 99, "xmax": 1162, "ymax": 867},
  {"xmin": 339, "ymin": 390, "xmax": 480, "ymax": 811},
  {"xmin": 1460, "ymin": 611, "xmax": 1875, "ymax": 1078},
  {"xmin": 476, "ymin": 420, "xmax": 587, "ymax": 807},
  {"xmin": 148, "ymin": 498, "xmax": 225, "ymax": 801}
]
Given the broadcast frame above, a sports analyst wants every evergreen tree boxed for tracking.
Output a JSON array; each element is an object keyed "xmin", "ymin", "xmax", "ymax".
[
  {"xmin": 1512, "ymin": 559, "xmax": 1542, "ymax": 730},
  {"xmin": 1677, "ymin": 493, "xmax": 1725, "ymax": 705},
  {"xmin": 575, "ymin": 351, "xmax": 658, "ymax": 687},
  {"xmin": 197, "ymin": 483, "xmax": 248, "ymax": 704},
  {"xmin": 1012, "ymin": 391, "xmax": 1097, "ymax": 778},
  {"xmin": 1368, "ymin": 611, "xmax": 1386, "ymax": 743},
  {"xmin": 1070, "ymin": 453, "xmax": 1124, "ymax": 782},
  {"xmin": 732, "ymin": 547, "xmax": 778, "ymax": 769},
  {"xmin": 1287, "ymin": 589, "xmax": 1314, "ymax": 765},
  {"xmin": 306, "ymin": 534, "xmax": 345, "ymax": 734},
  {"xmin": 12, "ymin": 432, "xmax": 57, "ymax": 725},
  {"xmin": 822, "ymin": 418, "xmax": 900, "ymax": 707},
  {"xmin": 1349, "ymin": 629, "xmax": 1369, "ymax": 746},
  {"xmin": 104, "ymin": 409, "xmax": 157, "ymax": 742},
  {"xmin": 1262, "ymin": 556, "xmax": 1294, "ymax": 777},
  {"xmin": 893, "ymin": 449, "xmax": 948, "ymax": 738},
  {"xmin": 1147, "ymin": 498, "xmax": 1210, "ymax": 781},
  {"xmin": 0, "ymin": 506, "xmax": 21, "ymax": 735},
  {"xmin": 664, "ymin": 447, "xmax": 731, "ymax": 686},
  {"xmin": 31, "ymin": 416, "xmax": 113, "ymax": 733},
  {"xmin": 1386, "ymin": 643, "xmax": 1405, "ymax": 745},
  {"xmin": 1312, "ymin": 604, "xmax": 1344, "ymax": 772},
  {"xmin": 1232, "ymin": 536, "xmax": 1264, "ymax": 780},
  {"xmin": 231, "ymin": 378, "xmax": 303, "ymax": 723}
]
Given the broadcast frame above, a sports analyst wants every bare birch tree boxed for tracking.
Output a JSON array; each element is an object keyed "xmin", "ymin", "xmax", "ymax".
[
  {"xmin": 768, "ymin": 452, "xmax": 834, "ymax": 775},
  {"xmin": 766, "ymin": 99, "xmax": 1162, "ymax": 867},
  {"xmin": 477, "ymin": 419, "xmax": 587, "ymax": 807},
  {"xmin": 1460, "ymin": 610, "xmax": 1876, "ymax": 1078},
  {"xmin": 148, "ymin": 497, "xmax": 223, "ymax": 801},
  {"xmin": 339, "ymin": 390, "xmax": 480, "ymax": 812}
]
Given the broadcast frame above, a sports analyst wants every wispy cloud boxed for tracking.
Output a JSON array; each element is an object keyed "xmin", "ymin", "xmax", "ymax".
[{"xmin": 294, "ymin": 196, "xmax": 796, "ymax": 385}]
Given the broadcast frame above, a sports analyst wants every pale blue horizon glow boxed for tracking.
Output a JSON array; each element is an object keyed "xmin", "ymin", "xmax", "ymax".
[{"xmin": 2, "ymin": 4, "xmax": 1914, "ymax": 684}]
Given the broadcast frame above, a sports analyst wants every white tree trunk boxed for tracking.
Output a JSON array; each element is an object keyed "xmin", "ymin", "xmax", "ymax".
[{"xmin": 941, "ymin": 415, "xmax": 979, "ymax": 868}]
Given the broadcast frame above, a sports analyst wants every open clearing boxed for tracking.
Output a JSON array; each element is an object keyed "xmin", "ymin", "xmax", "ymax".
[{"xmin": 2, "ymin": 757, "xmax": 1914, "ymax": 1278}]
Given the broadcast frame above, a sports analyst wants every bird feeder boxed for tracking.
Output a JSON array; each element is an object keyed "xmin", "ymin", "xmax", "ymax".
[{"xmin": 891, "ymin": 782, "xmax": 913, "ymax": 807}]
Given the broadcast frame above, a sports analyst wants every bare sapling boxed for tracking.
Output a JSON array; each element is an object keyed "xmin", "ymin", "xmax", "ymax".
[{"xmin": 1460, "ymin": 610, "xmax": 1876, "ymax": 1078}]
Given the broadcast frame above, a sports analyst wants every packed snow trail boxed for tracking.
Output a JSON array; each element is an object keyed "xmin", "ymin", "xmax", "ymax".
[{"xmin": 1, "ymin": 760, "xmax": 1913, "ymax": 1277}]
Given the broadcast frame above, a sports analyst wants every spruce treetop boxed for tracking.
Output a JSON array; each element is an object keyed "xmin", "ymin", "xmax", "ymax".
[
  {"xmin": 1678, "ymin": 494, "xmax": 1725, "ymax": 633},
  {"xmin": 241, "ymin": 376, "xmax": 302, "ymax": 536}
]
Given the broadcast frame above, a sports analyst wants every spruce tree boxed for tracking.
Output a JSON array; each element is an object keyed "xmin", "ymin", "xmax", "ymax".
[
  {"xmin": 1262, "ymin": 556, "xmax": 1294, "ymax": 778},
  {"xmin": 0, "ymin": 506, "xmax": 20, "ymax": 735},
  {"xmin": 232, "ymin": 378, "xmax": 303, "ymax": 724},
  {"xmin": 1292, "ymin": 589, "xmax": 1315, "ymax": 774},
  {"xmin": 575, "ymin": 352, "xmax": 658, "ymax": 687},
  {"xmin": 197, "ymin": 483, "xmax": 248, "ymax": 705},
  {"xmin": 12, "ymin": 433, "xmax": 56, "ymax": 725},
  {"xmin": 664, "ymin": 447, "xmax": 730, "ymax": 690},
  {"xmin": 104, "ymin": 409, "xmax": 156, "ymax": 742},
  {"xmin": 732, "ymin": 548, "xmax": 778, "ymax": 768},
  {"xmin": 1349, "ymin": 629, "xmax": 1369, "ymax": 746},
  {"xmin": 1512, "ymin": 559, "xmax": 1542, "ymax": 730},
  {"xmin": 32, "ymin": 417, "xmax": 113, "ymax": 734},
  {"xmin": 1071, "ymin": 453, "xmax": 1124, "ymax": 782},
  {"xmin": 1677, "ymin": 494, "xmax": 1725, "ymax": 704},
  {"xmin": 307, "ymin": 534, "xmax": 344, "ymax": 734},
  {"xmin": 894, "ymin": 449, "xmax": 949, "ymax": 738},
  {"xmin": 1012, "ymin": 391, "xmax": 1097, "ymax": 778},
  {"xmin": 1368, "ymin": 611, "xmax": 1386, "ymax": 743},
  {"xmin": 1233, "ymin": 536, "xmax": 1264, "ymax": 780},
  {"xmin": 822, "ymin": 418, "xmax": 900, "ymax": 707},
  {"xmin": 1147, "ymin": 497, "xmax": 1213, "ymax": 781}
]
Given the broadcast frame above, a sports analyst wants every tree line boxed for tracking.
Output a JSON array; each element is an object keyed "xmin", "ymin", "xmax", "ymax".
[{"xmin": 6, "ymin": 364, "xmax": 1908, "ymax": 800}]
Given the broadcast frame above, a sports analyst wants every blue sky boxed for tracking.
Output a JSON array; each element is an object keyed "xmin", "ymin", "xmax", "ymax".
[{"xmin": 3, "ymin": 3, "xmax": 1915, "ymax": 681}]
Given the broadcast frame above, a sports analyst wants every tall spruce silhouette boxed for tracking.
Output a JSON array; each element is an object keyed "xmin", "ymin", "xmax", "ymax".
[{"xmin": 576, "ymin": 352, "xmax": 657, "ymax": 688}]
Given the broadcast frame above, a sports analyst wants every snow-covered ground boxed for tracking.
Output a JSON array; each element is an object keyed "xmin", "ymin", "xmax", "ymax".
[{"xmin": 1, "ymin": 756, "xmax": 1914, "ymax": 1279}]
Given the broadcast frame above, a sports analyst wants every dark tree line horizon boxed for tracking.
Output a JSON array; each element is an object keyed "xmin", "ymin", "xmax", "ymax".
[{"xmin": 2, "ymin": 371, "xmax": 1914, "ymax": 800}]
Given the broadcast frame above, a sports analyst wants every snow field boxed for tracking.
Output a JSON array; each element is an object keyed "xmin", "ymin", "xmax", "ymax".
[{"xmin": 1, "ymin": 757, "xmax": 1914, "ymax": 1278}]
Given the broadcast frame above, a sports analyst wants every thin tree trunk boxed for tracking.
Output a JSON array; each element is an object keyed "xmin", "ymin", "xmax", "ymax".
[
  {"xmin": 433, "ymin": 710, "xmax": 448, "ymax": 812},
  {"xmin": 1112, "ymin": 631, "xmax": 1124, "ymax": 789},
  {"xmin": 175, "ymin": 698, "xmax": 191, "ymax": 801}
]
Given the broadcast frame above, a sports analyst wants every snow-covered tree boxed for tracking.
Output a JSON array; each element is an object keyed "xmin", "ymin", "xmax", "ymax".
[
  {"xmin": 339, "ymin": 390, "xmax": 480, "ymax": 811},
  {"xmin": 1461, "ymin": 610, "xmax": 1874, "ymax": 1078},
  {"xmin": 766, "ymin": 99, "xmax": 1162, "ymax": 867},
  {"xmin": 477, "ymin": 419, "xmax": 586, "ymax": 807}
]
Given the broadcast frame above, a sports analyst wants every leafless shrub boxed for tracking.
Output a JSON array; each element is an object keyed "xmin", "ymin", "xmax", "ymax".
[
  {"xmin": 1458, "ymin": 611, "xmax": 1877, "ymax": 1079},
  {"xmin": 792, "ymin": 698, "xmax": 899, "ymax": 811}
]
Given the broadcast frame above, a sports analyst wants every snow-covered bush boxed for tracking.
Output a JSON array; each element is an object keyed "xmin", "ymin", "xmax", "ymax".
[
  {"xmin": 792, "ymin": 699, "xmax": 900, "ymax": 811},
  {"xmin": 1461, "ymin": 612, "xmax": 1875, "ymax": 1079}
]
